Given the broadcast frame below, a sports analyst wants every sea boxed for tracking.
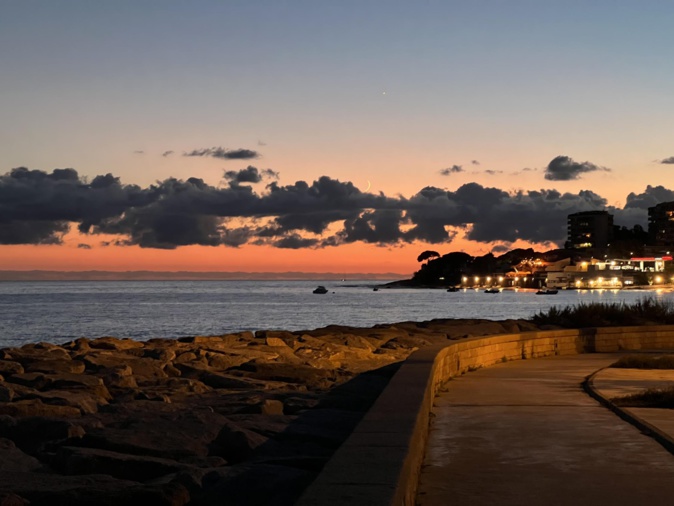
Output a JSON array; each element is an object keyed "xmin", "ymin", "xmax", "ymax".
[{"xmin": 0, "ymin": 280, "xmax": 672, "ymax": 348}]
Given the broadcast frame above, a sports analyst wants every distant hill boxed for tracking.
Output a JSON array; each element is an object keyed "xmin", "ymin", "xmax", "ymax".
[{"xmin": 0, "ymin": 270, "xmax": 408, "ymax": 281}]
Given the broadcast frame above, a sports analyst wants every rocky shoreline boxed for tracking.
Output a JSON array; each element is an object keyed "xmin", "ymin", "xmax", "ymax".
[{"xmin": 0, "ymin": 318, "xmax": 541, "ymax": 505}]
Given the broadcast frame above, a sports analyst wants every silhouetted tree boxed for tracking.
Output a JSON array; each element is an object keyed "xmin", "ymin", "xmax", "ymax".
[
  {"xmin": 417, "ymin": 250, "xmax": 440, "ymax": 263},
  {"xmin": 412, "ymin": 251, "xmax": 472, "ymax": 285}
]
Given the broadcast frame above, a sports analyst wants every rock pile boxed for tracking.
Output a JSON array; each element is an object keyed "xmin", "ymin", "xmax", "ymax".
[{"xmin": 0, "ymin": 318, "xmax": 537, "ymax": 505}]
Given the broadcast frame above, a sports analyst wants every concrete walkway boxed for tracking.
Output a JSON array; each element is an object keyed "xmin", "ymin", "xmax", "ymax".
[{"xmin": 417, "ymin": 354, "xmax": 674, "ymax": 506}]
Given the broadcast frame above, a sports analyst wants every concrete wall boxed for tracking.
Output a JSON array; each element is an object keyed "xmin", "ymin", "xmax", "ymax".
[{"xmin": 296, "ymin": 325, "xmax": 674, "ymax": 506}]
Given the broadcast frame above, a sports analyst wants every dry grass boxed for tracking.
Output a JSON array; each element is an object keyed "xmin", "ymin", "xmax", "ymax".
[
  {"xmin": 612, "ymin": 386, "xmax": 674, "ymax": 409},
  {"xmin": 611, "ymin": 355, "xmax": 674, "ymax": 369},
  {"xmin": 532, "ymin": 297, "xmax": 674, "ymax": 327}
]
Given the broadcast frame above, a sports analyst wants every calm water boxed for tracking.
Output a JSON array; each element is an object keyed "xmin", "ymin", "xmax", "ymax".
[{"xmin": 0, "ymin": 280, "xmax": 672, "ymax": 348}]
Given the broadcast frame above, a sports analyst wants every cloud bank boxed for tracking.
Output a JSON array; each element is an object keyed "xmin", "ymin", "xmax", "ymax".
[{"xmin": 1, "ymin": 166, "xmax": 670, "ymax": 249}]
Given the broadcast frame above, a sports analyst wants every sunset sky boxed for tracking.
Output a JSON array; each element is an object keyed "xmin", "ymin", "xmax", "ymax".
[{"xmin": 2, "ymin": 1, "xmax": 674, "ymax": 275}]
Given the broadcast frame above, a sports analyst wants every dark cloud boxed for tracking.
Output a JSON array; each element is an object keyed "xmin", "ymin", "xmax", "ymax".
[
  {"xmin": 439, "ymin": 165, "xmax": 464, "ymax": 176},
  {"xmin": 471, "ymin": 160, "xmax": 480, "ymax": 165},
  {"xmin": 491, "ymin": 244, "xmax": 511, "ymax": 253},
  {"xmin": 2, "ymin": 166, "xmax": 673, "ymax": 249},
  {"xmin": 484, "ymin": 170, "xmax": 503, "ymax": 175},
  {"xmin": 133, "ymin": 150, "xmax": 144, "ymax": 155},
  {"xmin": 335, "ymin": 209, "xmax": 406, "ymax": 245},
  {"xmin": 402, "ymin": 183, "xmax": 608, "ymax": 245},
  {"xmin": 162, "ymin": 150, "xmax": 174, "ymax": 157},
  {"xmin": 660, "ymin": 156, "xmax": 674, "ymax": 164},
  {"xmin": 0, "ymin": 220, "xmax": 69, "ymax": 245},
  {"xmin": 624, "ymin": 185, "xmax": 674, "ymax": 210},
  {"xmin": 220, "ymin": 227, "xmax": 253, "ymax": 248},
  {"xmin": 273, "ymin": 234, "xmax": 320, "ymax": 249},
  {"xmin": 223, "ymin": 166, "xmax": 278, "ymax": 184},
  {"xmin": 77, "ymin": 243, "xmax": 92, "ymax": 249},
  {"xmin": 184, "ymin": 147, "xmax": 259, "ymax": 160},
  {"xmin": 544, "ymin": 155, "xmax": 610, "ymax": 181},
  {"xmin": 612, "ymin": 185, "xmax": 674, "ymax": 227},
  {"xmin": 0, "ymin": 167, "xmax": 148, "ymax": 244}
]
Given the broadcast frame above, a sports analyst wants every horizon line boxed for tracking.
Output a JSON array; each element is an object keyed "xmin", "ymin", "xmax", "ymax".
[{"xmin": 0, "ymin": 270, "xmax": 409, "ymax": 281}]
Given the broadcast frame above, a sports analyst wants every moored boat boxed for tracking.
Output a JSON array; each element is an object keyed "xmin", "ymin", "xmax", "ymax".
[
  {"xmin": 484, "ymin": 288, "xmax": 500, "ymax": 293},
  {"xmin": 536, "ymin": 288, "xmax": 558, "ymax": 295},
  {"xmin": 313, "ymin": 285, "xmax": 328, "ymax": 294}
]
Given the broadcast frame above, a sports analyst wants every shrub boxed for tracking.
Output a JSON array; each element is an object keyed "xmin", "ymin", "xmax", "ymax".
[
  {"xmin": 612, "ymin": 387, "xmax": 674, "ymax": 409},
  {"xmin": 611, "ymin": 355, "xmax": 674, "ymax": 369},
  {"xmin": 531, "ymin": 297, "xmax": 674, "ymax": 328}
]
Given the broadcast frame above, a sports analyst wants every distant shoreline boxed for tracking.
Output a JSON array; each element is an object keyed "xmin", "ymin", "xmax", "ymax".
[
  {"xmin": 0, "ymin": 270, "xmax": 408, "ymax": 282},
  {"xmin": 379, "ymin": 280, "xmax": 674, "ymax": 292}
]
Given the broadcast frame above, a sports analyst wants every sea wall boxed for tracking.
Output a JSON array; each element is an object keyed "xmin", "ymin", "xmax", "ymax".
[{"xmin": 296, "ymin": 325, "xmax": 674, "ymax": 506}]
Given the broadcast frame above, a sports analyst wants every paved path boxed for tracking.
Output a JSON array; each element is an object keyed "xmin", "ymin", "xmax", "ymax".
[{"xmin": 417, "ymin": 354, "xmax": 674, "ymax": 506}]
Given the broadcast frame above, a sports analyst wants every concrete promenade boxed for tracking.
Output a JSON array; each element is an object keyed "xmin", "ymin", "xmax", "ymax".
[{"xmin": 417, "ymin": 354, "xmax": 674, "ymax": 506}]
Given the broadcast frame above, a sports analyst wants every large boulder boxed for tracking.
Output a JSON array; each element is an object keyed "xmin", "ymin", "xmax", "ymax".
[
  {"xmin": 87, "ymin": 337, "xmax": 144, "ymax": 351},
  {"xmin": 0, "ymin": 345, "xmax": 70, "ymax": 364},
  {"xmin": 176, "ymin": 366, "xmax": 272, "ymax": 390},
  {"xmin": 142, "ymin": 348, "xmax": 177, "ymax": 362},
  {"xmin": 208, "ymin": 420, "xmax": 268, "ymax": 463},
  {"xmin": 203, "ymin": 352, "xmax": 251, "ymax": 371},
  {"xmin": 0, "ymin": 471, "xmax": 189, "ymax": 506},
  {"xmin": 23, "ymin": 390, "xmax": 106, "ymax": 415},
  {"xmin": 0, "ymin": 400, "xmax": 81, "ymax": 418},
  {"xmin": 0, "ymin": 362, "xmax": 23, "ymax": 377},
  {"xmin": 0, "ymin": 438, "xmax": 42, "ymax": 472},
  {"xmin": 195, "ymin": 463, "xmax": 313, "ymax": 506},
  {"xmin": 25, "ymin": 359, "xmax": 86, "ymax": 375},
  {"xmin": 4, "ymin": 373, "xmax": 51, "ymax": 390},
  {"xmin": 52, "ymin": 446, "xmax": 189, "ymax": 481},
  {"xmin": 232, "ymin": 363, "xmax": 337, "ymax": 390},
  {"xmin": 1, "ymin": 417, "xmax": 85, "ymax": 454},
  {"xmin": 0, "ymin": 385, "xmax": 13, "ymax": 403},
  {"xmin": 77, "ymin": 406, "xmax": 228, "ymax": 461},
  {"xmin": 81, "ymin": 353, "xmax": 168, "ymax": 380},
  {"xmin": 44, "ymin": 481, "xmax": 190, "ymax": 506},
  {"xmin": 0, "ymin": 493, "xmax": 28, "ymax": 506}
]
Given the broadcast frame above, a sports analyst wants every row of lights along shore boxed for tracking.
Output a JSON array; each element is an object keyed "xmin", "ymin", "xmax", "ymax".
[{"xmin": 459, "ymin": 275, "xmax": 674, "ymax": 288}]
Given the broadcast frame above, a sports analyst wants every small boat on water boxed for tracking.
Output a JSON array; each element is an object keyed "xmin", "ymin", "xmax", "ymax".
[
  {"xmin": 446, "ymin": 286, "xmax": 460, "ymax": 292},
  {"xmin": 536, "ymin": 288, "xmax": 559, "ymax": 295},
  {"xmin": 313, "ymin": 285, "xmax": 328, "ymax": 294},
  {"xmin": 373, "ymin": 287, "xmax": 379, "ymax": 292},
  {"xmin": 484, "ymin": 288, "xmax": 500, "ymax": 294}
]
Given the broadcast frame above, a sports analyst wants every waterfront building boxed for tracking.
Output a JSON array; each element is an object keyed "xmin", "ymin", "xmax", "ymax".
[
  {"xmin": 648, "ymin": 201, "xmax": 674, "ymax": 247},
  {"xmin": 566, "ymin": 211, "xmax": 613, "ymax": 249}
]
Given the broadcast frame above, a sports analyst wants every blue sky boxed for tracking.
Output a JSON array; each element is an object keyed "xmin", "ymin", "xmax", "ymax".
[{"xmin": 3, "ymin": 1, "xmax": 673, "ymax": 200}]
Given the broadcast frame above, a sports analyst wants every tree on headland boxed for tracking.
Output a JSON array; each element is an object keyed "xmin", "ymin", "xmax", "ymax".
[
  {"xmin": 412, "ymin": 251, "xmax": 472, "ymax": 286},
  {"xmin": 417, "ymin": 250, "xmax": 440, "ymax": 263}
]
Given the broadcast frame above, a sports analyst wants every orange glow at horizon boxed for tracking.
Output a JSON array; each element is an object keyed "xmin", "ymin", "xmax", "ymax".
[{"xmin": 0, "ymin": 237, "xmax": 558, "ymax": 275}]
